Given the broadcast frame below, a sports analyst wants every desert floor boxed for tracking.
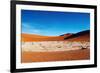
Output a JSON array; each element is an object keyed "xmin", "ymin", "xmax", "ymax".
[{"xmin": 21, "ymin": 49, "xmax": 90, "ymax": 63}]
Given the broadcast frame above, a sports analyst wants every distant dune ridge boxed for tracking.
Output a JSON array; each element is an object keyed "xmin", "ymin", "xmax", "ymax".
[
  {"xmin": 64, "ymin": 30, "xmax": 90, "ymax": 41},
  {"xmin": 22, "ymin": 30, "xmax": 90, "ymax": 42}
]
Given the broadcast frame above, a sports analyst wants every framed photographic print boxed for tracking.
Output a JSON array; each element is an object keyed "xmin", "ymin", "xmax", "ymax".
[{"xmin": 10, "ymin": 0, "xmax": 97, "ymax": 72}]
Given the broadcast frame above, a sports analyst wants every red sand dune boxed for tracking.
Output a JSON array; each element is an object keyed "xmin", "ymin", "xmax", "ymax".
[
  {"xmin": 22, "ymin": 30, "xmax": 90, "ymax": 42},
  {"xmin": 22, "ymin": 49, "xmax": 90, "ymax": 63},
  {"xmin": 22, "ymin": 33, "xmax": 65, "ymax": 42},
  {"xmin": 22, "ymin": 33, "xmax": 89, "ymax": 42}
]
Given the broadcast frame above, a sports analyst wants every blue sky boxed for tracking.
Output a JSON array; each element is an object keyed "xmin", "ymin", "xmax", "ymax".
[{"xmin": 21, "ymin": 10, "xmax": 90, "ymax": 36}]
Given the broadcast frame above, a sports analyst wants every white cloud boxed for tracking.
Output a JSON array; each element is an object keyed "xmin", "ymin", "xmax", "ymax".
[
  {"xmin": 32, "ymin": 29, "xmax": 40, "ymax": 33},
  {"xmin": 22, "ymin": 23, "xmax": 41, "ymax": 34},
  {"xmin": 22, "ymin": 23, "xmax": 31, "ymax": 28}
]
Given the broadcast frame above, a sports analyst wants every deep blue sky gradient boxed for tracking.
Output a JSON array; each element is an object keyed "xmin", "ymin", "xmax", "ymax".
[{"xmin": 21, "ymin": 10, "xmax": 90, "ymax": 36}]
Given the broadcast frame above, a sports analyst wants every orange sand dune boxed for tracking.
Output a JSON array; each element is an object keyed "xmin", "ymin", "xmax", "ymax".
[
  {"xmin": 22, "ymin": 30, "xmax": 89, "ymax": 42},
  {"xmin": 21, "ymin": 49, "xmax": 90, "ymax": 63},
  {"xmin": 22, "ymin": 33, "xmax": 66, "ymax": 42},
  {"xmin": 22, "ymin": 33, "xmax": 89, "ymax": 42}
]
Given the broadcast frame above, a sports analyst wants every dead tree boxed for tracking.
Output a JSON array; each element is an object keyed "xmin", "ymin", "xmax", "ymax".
[{"xmin": 80, "ymin": 46, "xmax": 86, "ymax": 50}]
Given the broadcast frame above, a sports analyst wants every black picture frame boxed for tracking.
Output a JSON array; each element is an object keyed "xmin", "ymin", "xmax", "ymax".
[{"xmin": 10, "ymin": 0, "xmax": 97, "ymax": 73}]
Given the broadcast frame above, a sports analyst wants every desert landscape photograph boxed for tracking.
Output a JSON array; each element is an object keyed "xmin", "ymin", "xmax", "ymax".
[{"xmin": 21, "ymin": 10, "xmax": 90, "ymax": 63}]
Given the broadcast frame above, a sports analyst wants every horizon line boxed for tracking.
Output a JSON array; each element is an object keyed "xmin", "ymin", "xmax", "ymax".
[{"xmin": 21, "ymin": 29, "xmax": 90, "ymax": 36}]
